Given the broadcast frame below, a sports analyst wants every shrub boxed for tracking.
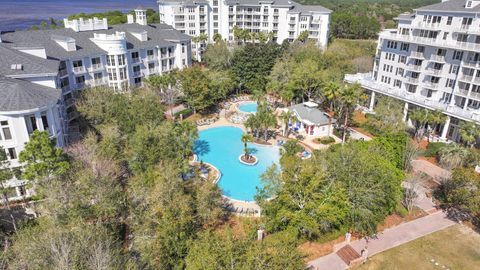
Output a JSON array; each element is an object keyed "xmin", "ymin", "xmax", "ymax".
[
  {"xmin": 174, "ymin": 108, "xmax": 193, "ymax": 118},
  {"xmin": 316, "ymin": 136, "xmax": 335, "ymax": 145},
  {"xmin": 423, "ymin": 142, "xmax": 448, "ymax": 157}
]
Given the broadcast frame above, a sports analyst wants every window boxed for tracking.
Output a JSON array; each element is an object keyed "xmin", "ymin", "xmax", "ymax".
[
  {"xmin": 7, "ymin": 148, "xmax": 16, "ymax": 160},
  {"xmin": 41, "ymin": 113, "xmax": 49, "ymax": 130},
  {"xmin": 453, "ymin": 51, "xmax": 464, "ymax": 60},
  {"xmin": 131, "ymin": 52, "xmax": 139, "ymax": 59},
  {"xmin": 107, "ymin": 55, "xmax": 116, "ymax": 66},
  {"xmin": 107, "ymin": 68, "xmax": 117, "ymax": 80},
  {"xmin": 148, "ymin": 63, "xmax": 155, "ymax": 70},
  {"xmin": 0, "ymin": 121, "xmax": 11, "ymax": 140},
  {"xmin": 72, "ymin": 60, "xmax": 83, "ymax": 68},
  {"xmin": 443, "ymin": 32, "xmax": 449, "ymax": 40},
  {"xmin": 447, "ymin": 16, "xmax": 453, "ymax": 25},
  {"xmin": 94, "ymin": 72, "xmax": 103, "ymax": 80},
  {"xmin": 188, "ymin": 7, "xmax": 195, "ymax": 13},
  {"xmin": 117, "ymin": 55, "xmax": 125, "ymax": 65},
  {"xmin": 91, "ymin": 57, "xmax": 101, "ymax": 65},
  {"xmin": 450, "ymin": 65, "xmax": 459, "ymax": 74},
  {"xmin": 75, "ymin": 76, "xmax": 85, "ymax": 84},
  {"xmin": 119, "ymin": 68, "xmax": 127, "ymax": 80},
  {"xmin": 147, "ymin": 49, "xmax": 154, "ymax": 56},
  {"xmin": 400, "ymin": 43, "xmax": 409, "ymax": 51}
]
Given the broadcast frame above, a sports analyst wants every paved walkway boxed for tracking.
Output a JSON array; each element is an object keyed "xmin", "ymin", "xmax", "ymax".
[
  {"xmin": 307, "ymin": 211, "xmax": 456, "ymax": 270},
  {"xmin": 411, "ymin": 159, "xmax": 451, "ymax": 181}
]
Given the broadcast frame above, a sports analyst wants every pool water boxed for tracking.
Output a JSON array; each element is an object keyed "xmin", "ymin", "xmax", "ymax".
[
  {"xmin": 238, "ymin": 102, "xmax": 258, "ymax": 113},
  {"xmin": 194, "ymin": 126, "xmax": 280, "ymax": 201}
]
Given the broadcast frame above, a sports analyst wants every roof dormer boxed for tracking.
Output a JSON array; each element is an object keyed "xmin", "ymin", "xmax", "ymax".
[
  {"xmin": 466, "ymin": 0, "xmax": 480, "ymax": 8},
  {"xmin": 129, "ymin": 30, "xmax": 148, "ymax": 41},
  {"xmin": 51, "ymin": 35, "xmax": 77, "ymax": 52}
]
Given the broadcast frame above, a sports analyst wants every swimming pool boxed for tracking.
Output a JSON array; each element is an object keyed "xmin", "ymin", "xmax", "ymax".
[
  {"xmin": 238, "ymin": 102, "xmax": 258, "ymax": 113},
  {"xmin": 194, "ymin": 126, "xmax": 280, "ymax": 201}
]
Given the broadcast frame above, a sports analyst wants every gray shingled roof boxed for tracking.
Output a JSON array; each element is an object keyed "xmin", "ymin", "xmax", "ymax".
[
  {"xmin": 288, "ymin": 3, "xmax": 331, "ymax": 14},
  {"xmin": 288, "ymin": 103, "xmax": 335, "ymax": 126},
  {"xmin": 0, "ymin": 45, "xmax": 59, "ymax": 77},
  {"xmin": 0, "ymin": 23, "xmax": 191, "ymax": 60},
  {"xmin": 158, "ymin": 0, "xmax": 209, "ymax": 5},
  {"xmin": 416, "ymin": 0, "xmax": 480, "ymax": 13},
  {"xmin": 0, "ymin": 77, "xmax": 60, "ymax": 112}
]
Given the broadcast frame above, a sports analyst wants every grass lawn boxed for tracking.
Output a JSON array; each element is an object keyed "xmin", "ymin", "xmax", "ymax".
[{"xmin": 355, "ymin": 225, "xmax": 480, "ymax": 270}]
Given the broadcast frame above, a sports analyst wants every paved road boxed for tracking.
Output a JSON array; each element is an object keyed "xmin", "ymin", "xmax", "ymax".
[{"xmin": 307, "ymin": 211, "xmax": 456, "ymax": 270}]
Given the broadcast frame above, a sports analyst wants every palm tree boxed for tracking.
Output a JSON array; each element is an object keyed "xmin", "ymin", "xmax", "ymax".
[
  {"xmin": 213, "ymin": 33, "xmax": 222, "ymax": 43},
  {"xmin": 323, "ymin": 82, "xmax": 341, "ymax": 113},
  {"xmin": 459, "ymin": 122, "xmax": 480, "ymax": 148},
  {"xmin": 438, "ymin": 143, "xmax": 469, "ymax": 169},
  {"xmin": 427, "ymin": 110, "xmax": 447, "ymax": 142},
  {"xmin": 245, "ymin": 116, "xmax": 260, "ymax": 139},
  {"xmin": 337, "ymin": 83, "xmax": 362, "ymax": 143},
  {"xmin": 241, "ymin": 134, "xmax": 253, "ymax": 159},
  {"xmin": 409, "ymin": 108, "xmax": 430, "ymax": 142},
  {"xmin": 279, "ymin": 111, "xmax": 297, "ymax": 137}
]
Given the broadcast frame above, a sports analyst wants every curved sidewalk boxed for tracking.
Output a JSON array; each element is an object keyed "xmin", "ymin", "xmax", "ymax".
[{"xmin": 307, "ymin": 211, "xmax": 456, "ymax": 270}]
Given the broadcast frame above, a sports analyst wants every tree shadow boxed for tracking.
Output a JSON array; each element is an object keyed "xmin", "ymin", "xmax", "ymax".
[{"xmin": 193, "ymin": 140, "xmax": 210, "ymax": 156}]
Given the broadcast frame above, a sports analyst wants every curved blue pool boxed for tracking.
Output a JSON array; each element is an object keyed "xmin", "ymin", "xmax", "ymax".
[
  {"xmin": 238, "ymin": 102, "xmax": 258, "ymax": 113},
  {"xmin": 194, "ymin": 126, "xmax": 280, "ymax": 201}
]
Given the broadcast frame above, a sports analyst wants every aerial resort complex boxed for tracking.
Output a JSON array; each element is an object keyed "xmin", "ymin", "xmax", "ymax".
[{"xmin": 0, "ymin": 0, "xmax": 479, "ymax": 269}]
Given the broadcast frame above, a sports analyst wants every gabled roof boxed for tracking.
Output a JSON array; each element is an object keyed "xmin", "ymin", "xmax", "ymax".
[
  {"xmin": 0, "ymin": 23, "xmax": 191, "ymax": 60},
  {"xmin": 416, "ymin": 0, "xmax": 480, "ymax": 13},
  {"xmin": 288, "ymin": 103, "xmax": 335, "ymax": 126},
  {"xmin": 0, "ymin": 76, "xmax": 60, "ymax": 112},
  {"xmin": 288, "ymin": 3, "xmax": 331, "ymax": 14},
  {"xmin": 0, "ymin": 45, "xmax": 59, "ymax": 77}
]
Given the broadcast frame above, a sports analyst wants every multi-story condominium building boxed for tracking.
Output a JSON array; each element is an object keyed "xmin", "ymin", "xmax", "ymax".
[
  {"xmin": 0, "ymin": 10, "xmax": 192, "ymax": 202},
  {"xmin": 345, "ymin": 0, "xmax": 480, "ymax": 142},
  {"xmin": 158, "ymin": 0, "xmax": 331, "ymax": 58}
]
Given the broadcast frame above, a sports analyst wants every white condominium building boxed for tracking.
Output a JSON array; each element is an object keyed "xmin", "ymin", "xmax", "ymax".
[
  {"xmin": 0, "ymin": 10, "xmax": 192, "ymax": 202},
  {"xmin": 346, "ymin": 0, "xmax": 480, "ymax": 141},
  {"xmin": 158, "ymin": 0, "xmax": 331, "ymax": 55}
]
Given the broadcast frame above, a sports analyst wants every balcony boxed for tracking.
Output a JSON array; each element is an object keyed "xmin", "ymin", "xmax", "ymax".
[
  {"xmin": 380, "ymin": 30, "xmax": 480, "ymax": 52},
  {"xmin": 133, "ymin": 71, "xmax": 142, "ymax": 77},
  {"xmin": 90, "ymin": 79, "xmax": 105, "ymax": 87},
  {"xmin": 89, "ymin": 63, "xmax": 103, "ymax": 71},
  {"xmin": 430, "ymin": 55, "xmax": 445, "ymax": 62},
  {"xmin": 63, "ymin": 98, "xmax": 74, "ymax": 107},
  {"xmin": 406, "ymin": 64, "xmax": 422, "ymax": 71},
  {"xmin": 345, "ymin": 72, "xmax": 480, "ymax": 122},
  {"xmin": 474, "ymin": 77, "xmax": 480, "ymax": 84},
  {"xmin": 425, "ymin": 68, "xmax": 442, "ymax": 75},
  {"xmin": 424, "ymin": 81, "xmax": 439, "ymax": 89},
  {"xmin": 73, "ymin": 66, "xmax": 85, "ymax": 73},
  {"xmin": 131, "ymin": 57, "xmax": 140, "ymax": 64},
  {"xmin": 459, "ymin": 74, "xmax": 473, "ymax": 82},
  {"xmin": 462, "ymin": 60, "xmax": 480, "ymax": 68},
  {"xmin": 406, "ymin": 77, "xmax": 419, "ymax": 84},
  {"xmin": 75, "ymin": 82, "xmax": 86, "ymax": 89},
  {"xmin": 66, "ymin": 111, "xmax": 79, "ymax": 121},
  {"xmin": 457, "ymin": 88, "xmax": 469, "ymax": 96},
  {"xmin": 146, "ymin": 55, "xmax": 156, "ymax": 61},
  {"xmin": 148, "ymin": 68, "xmax": 159, "ymax": 75},
  {"xmin": 410, "ymin": 52, "xmax": 424, "ymax": 59}
]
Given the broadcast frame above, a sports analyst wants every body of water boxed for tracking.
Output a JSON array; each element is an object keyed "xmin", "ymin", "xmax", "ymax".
[
  {"xmin": 195, "ymin": 126, "xmax": 280, "ymax": 202},
  {"xmin": 238, "ymin": 102, "xmax": 258, "ymax": 113},
  {"xmin": 0, "ymin": 0, "xmax": 157, "ymax": 31}
]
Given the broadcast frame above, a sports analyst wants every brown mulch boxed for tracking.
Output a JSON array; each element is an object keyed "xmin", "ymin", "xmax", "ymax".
[
  {"xmin": 299, "ymin": 238, "xmax": 345, "ymax": 261},
  {"xmin": 253, "ymin": 139, "xmax": 272, "ymax": 145},
  {"xmin": 377, "ymin": 208, "xmax": 428, "ymax": 232},
  {"xmin": 240, "ymin": 155, "xmax": 256, "ymax": 164}
]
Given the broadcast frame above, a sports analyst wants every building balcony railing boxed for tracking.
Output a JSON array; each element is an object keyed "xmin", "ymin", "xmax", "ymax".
[
  {"xmin": 406, "ymin": 64, "xmax": 422, "ymax": 71},
  {"xmin": 66, "ymin": 111, "xmax": 80, "ymax": 121},
  {"xmin": 459, "ymin": 74, "xmax": 473, "ymax": 82},
  {"xmin": 89, "ymin": 63, "xmax": 103, "ymax": 71},
  {"xmin": 406, "ymin": 77, "xmax": 419, "ymax": 84},
  {"xmin": 425, "ymin": 68, "xmax": 442, "ymax": 75},
  {"xmin": 424, "ymin": 81, "xmax": 439, "ymax": 89},
  {"xmin": 146, "ymin": 55, "xmax": 156, "ymax": 61},
  {"xmin": 474, "ymin": 77, "xmax": 480, "ymax": 84},
  {"xmin": 133, "ymin": 71, "xmax": 142, "ymax": 77},
  {"xmin": 380, "ymin": 31, "xmax": 480, "ymax": 52},
  {"xmin": 148, "ymin": 68, "xmax": 159, "ymax": 75},
  {"xmin": 131, "ymin": 57, "xmax": 140, "ymax": 63},
  {"xmin": 410, "ymin": 51, "xmax": 424, "ymax": 59},
  {"xmin": 345, "ymin": 72, "xmax": 480, "ymax": 122},
  {"xmin": 462, "ymin": 60, "xmax": 480, "ymax": 68},
  {"xmin": 430, "ymin": 55, "xmax": 445, "ymax": 62},
  {"xmin": 88, "ymin": 78, "xmax": 106, "ymax": 87},
  {"xmin": 470, "ymin": 91, "xmax": 480, "ymax": 100},
  {"xmin": 457, "ymin": 88, "xmax": 469, "ymax": 96},
  {"xmin": 63, "ymin": 98, "xmax": 75, "ymax": 107},
  {"xmin": 73, "ymin": 66, "xmax": 85, "ymax": 73}
]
